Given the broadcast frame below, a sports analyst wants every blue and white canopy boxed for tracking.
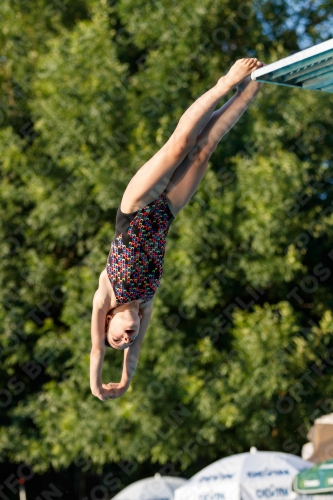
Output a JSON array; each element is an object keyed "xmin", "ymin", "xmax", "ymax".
[
  {"xmin": 112, "ymin": 473, "xmax": 186, "ymax": 500},
  {"xmin": 174, "ymin": 450, "xmax": 313, "ymax": 500},
  {"xmin": 251, "ymin": 38, "xmax": 333, "ymax": 93}
]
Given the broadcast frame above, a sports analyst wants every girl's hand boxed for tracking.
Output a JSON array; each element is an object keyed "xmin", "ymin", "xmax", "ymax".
[{"xmin": 96, "ymin": 382, "xmax": 128, "ymax": 401}]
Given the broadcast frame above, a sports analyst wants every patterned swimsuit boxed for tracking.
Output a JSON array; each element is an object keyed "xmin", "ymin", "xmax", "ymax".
[{"xmin": 106, "ymin": 192, "xmax": 175, "ymax": 305}]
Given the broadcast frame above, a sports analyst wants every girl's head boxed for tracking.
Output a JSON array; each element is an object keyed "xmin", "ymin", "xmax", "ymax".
[{"xmin": 105, "ymin": 307, "xmax": 142, "ymax": 350}]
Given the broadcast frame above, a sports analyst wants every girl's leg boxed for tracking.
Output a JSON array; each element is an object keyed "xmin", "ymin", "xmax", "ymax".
[
  {"xmin": 120, "ymin": 59, "xmax": 260, "ymax": 213},
  {"xmin": 165, "ymin": 75, "xmax": 263, "ymax": 215}
]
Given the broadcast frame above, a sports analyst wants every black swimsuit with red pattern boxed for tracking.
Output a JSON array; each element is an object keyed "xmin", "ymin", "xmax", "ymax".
[{"xmin": 106, "ymin": 192, "xmax": 175, "ymax": 306}]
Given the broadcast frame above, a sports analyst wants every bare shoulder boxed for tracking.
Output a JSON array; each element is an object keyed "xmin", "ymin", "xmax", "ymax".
[{"xmin": 93, "ymin": 269, "xmax": 115, "ymax": 310}]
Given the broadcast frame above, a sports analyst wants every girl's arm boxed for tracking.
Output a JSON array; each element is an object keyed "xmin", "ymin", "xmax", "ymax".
[
  {"xmin": 90, "ymin": 291, "xmax": 110, "ymax": 401},
  {"xmin": 119, "ymin": 300, "xmax": 154, "ymax": 391},
  {"xmin": 90, "ymin": 293, "xmax": 154, "ymax": 401},
  {"xmin": 104, "ymin": 299, "xmax": 154, "ymax": 400}
]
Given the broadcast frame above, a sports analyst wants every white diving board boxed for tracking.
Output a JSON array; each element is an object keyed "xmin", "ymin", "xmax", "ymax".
[{"xmin": 251, "ymin": 38, "xmax": 333, "ymax": 93}]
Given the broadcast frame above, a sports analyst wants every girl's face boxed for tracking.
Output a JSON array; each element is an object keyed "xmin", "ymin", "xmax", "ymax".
[{"xmin": 106, "ymin": 309, "xmax": 142, "ymax": 350}]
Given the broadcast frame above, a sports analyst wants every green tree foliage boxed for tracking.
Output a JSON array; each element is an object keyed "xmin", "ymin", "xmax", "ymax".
[{"xmin": 1, "ymin": 0, "xmax": 333, "ymax": 478}]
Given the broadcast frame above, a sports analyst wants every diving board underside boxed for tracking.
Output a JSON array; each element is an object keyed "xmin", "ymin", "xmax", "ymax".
[{"xmin": 251, "ymin": 38, "xmax": 333, "ymax": 93}]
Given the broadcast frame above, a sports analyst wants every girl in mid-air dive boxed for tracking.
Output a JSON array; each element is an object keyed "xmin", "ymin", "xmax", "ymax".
[{"xmin": 90, "ymin": 58, "xmax": 264, "ymax": 401}]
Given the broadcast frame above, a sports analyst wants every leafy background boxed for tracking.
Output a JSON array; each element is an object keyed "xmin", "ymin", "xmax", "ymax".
[{"xmin": 1, "ymin": 0, "xmax": 333, "ymax": 497}]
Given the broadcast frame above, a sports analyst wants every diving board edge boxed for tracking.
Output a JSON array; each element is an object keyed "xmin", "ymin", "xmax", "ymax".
[{"xmin": 251, "ymin": 38, "xmax": 333, "ymax": 81}]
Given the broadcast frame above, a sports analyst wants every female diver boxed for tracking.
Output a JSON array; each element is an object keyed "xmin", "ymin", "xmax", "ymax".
[{"xmin": 90, "ymin": 58, "xmax": 264, "ymax": 401}]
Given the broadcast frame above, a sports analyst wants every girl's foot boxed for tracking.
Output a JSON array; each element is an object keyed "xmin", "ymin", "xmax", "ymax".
[
  {"xmin": 218, "ymin": 58, "xmax": 262, "ymax": 91},
  {"xmin": 237, "ymin": 62, "xmax": 266, "ymax": 98}
]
